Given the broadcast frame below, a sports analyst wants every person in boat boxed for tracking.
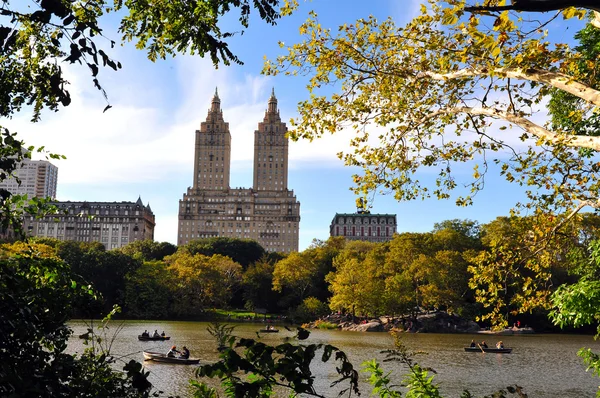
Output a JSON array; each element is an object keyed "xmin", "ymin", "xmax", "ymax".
[
  {"xmin": 152, "ymin": 329, "xmax": 160, "ymax": 338},
  {"xmin": 496, "ymin": 341, "xmax": 504, "ymax": 349},
  {"xmin": 161, "ymin": 331, "xmax": 166, "ymax": 337},
  {"xmin": 167, "ymin": 345, "xmax": 180, "ymax": 358},
  {"xmin": 470, "ymin": 339, "xmax": 476, "ymax": 347},
  {"xmin": 180, "ymin": 346, "xmax": 190, "ymax": 359},
  {"xmin": 480, "ymin": 341, "xmax": 488, "ymax": 348},
  {"xmin": 142, "ymin": 330, "xmax": 149, "ymax": 337}
]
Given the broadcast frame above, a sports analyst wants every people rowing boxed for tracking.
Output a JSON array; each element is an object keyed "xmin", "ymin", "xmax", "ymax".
[
  {"xmin": 166, "ymin": 345, "xmax": 190, "ymax": 359},
  {"xmin": 152, "ymin": 329, "xmax": 160, "ymax": 338},
  {"xmin": 167, "ymin": 345, "xmax": 180, "ymax": 358},
  {"xmin": 141, "ymin": 330, "xmax": 149, "ymax": 338},
  {"xmin": 496, "ymin": 341, "xmax": 504, "ymax": 349},
  {"xmin": 180, "ymin": 346, "xmax": 190, "ymax": 359}
]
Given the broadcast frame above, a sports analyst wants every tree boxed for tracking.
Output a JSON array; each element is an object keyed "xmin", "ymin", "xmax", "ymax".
[
  {"xmin": 326, "ymin": 240, "xmax": 386, "ymax": 317},
  {"xmin": 464, "ymin": 0, "xmax": 600, "ymax": 14},
  {"xmin": 264, "ymin": 0, "xmax": 600, "ymax": 325},
  {"xmin": 0, "ymin": 245, "xmax": 151, "ymax": 396},
  {"xmin": 165, "ymin": 252, "xmax": 242, "ymax": 316},
  {"xmin": 118, "ymin": 240, "xmax": 177, "ymax": 262},
  {"xmin": 241, "ymin": 256, "xmax": 281, "ymax": 312},
  {"xmin": 265, "ymin": 1, "xmax": 600, "ymax": 218},
  {"xmin": 0, "ymin": 0, "xmax": 289, "ymax": 121},
  {"xmin": 469, "ymin": 214, "xmax": 597, "ymax": 328},
  {"xmin": 550, "ymin": 239, "xmax": 600, "ymax": 386},
  {"xmin": 180, "ymin": 237, "xmax": 266, "ymax": 269},
  {"xmin": 124, "ymin": 260, "xmax": 172, "ymax": 319},
  {"xmin": 273, "ymin": 251, "xmax": 320, "ymax": 308}
]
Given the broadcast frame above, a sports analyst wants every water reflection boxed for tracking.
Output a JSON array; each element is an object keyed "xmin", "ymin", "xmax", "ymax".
[{"xmin": 68, "ymin": 320, "xmax": 600, "ymax": 397}]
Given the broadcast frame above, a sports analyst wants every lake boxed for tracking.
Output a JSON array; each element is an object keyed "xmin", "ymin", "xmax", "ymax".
[{"xmin": 68, "ymin": 320, "xmax": 600, "ymax": 397}]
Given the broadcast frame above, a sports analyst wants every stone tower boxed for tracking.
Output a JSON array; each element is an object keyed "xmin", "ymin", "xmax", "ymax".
[
  {"xmin": 193, "ymin": 88, "xmax": 232, "ymax": 191},
  {"xmin": 177, "ymin": 88, "xmax": 301, "ymax": 252},
  {"xmin": 253, "ymin": 88, "xmax": 289, "ymax": 191}
]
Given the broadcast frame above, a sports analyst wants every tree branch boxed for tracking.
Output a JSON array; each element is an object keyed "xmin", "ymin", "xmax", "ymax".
[
  {"xmin": 417, "ymin": 67, "xmax": 600, "ymax": 107},
  {"xmin": 418, "ymin": 106, "xmax": 600, "ymax": 150},
  {"xmin": 464, "ymin": 0, "xmax": 600, "ymax": 13}
]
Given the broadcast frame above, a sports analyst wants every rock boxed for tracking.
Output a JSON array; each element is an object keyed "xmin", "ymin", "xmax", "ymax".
[{"xmin": 344, "ymin": 321, "xmax": 384, "ymax": 332}]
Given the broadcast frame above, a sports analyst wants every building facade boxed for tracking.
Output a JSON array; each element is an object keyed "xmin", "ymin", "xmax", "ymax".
[
  {"xmin": 0, "ymin": 158, "xmax": 58, "ymax": 199},
  {"xmin": 22, "ymin": 197, "xmax": 155, "ymax": 249},
  {"xmin": 177, "ymin": 89, "xmax": 301, "ymax": 252},
  {"xmin": 330, "ymin": 212, "xmax": 397, "ymax": 243}
]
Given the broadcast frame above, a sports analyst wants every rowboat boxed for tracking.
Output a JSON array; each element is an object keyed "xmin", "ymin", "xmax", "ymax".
[
  {"xmin": 259, "ymin": 328, "xmax": 279, "ymax": 333},
  {"xmin": 142, "ymin": 351, "xmax": 200, "ymax": 364},
  {"xmin": 464, "ymin": 347, "xmax": 512, "ymax": 353},
  {"xmin": 138, "ymin": 335, "xmax": 171, "ymax": 341}
]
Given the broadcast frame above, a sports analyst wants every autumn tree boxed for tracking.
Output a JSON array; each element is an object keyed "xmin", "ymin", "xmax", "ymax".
[
  {"xmin": 165, "ymin": 252, "xmax": 242, "ymax": 316},
  {"xmin": 327, "ymin": 240, "xmax": 387, "ymax": 317},
  {"xmin": 273, "ymin": 251, "xmax": 320, "ymax": 308},
  {"xmin": 469, "ymin": 214, "xmax": 599, "ymax": 328},
  {"xmin": 265, "ymin": 0, "xmax": 600, "ymax": 324}
]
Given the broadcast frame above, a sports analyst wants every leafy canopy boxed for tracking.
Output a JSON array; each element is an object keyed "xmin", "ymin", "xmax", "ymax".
[{"xmin": 264, "ymin": 0, "xmax": 600, "ymax": 218}]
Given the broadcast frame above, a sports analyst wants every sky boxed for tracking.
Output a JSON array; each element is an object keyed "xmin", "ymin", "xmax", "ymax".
[{"xmin": 5, "ymin": 0, "xmax": 575, "ymax": 251}]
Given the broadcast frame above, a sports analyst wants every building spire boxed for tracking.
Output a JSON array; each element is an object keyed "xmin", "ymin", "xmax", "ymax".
[
  {"xmin": 211, "ymin": 87, "xmax": 221, "ymax": 113},
  {"xmin": 268, "ymin": 87, "xmax": 277, "ymax": 113}
]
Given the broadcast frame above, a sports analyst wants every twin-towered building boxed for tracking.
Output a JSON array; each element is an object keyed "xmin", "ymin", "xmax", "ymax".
[
  {"xmin": 11, "ymin": 89, "xmax": 399, "ymax": 252},
  {"xmin": 177, "ymin": 89, "xmax": 301, "ymax": 253}
]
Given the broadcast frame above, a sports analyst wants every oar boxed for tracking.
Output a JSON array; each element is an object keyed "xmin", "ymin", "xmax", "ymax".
[{"xmin": 477, "ymin": 343, "xmax": 485, "ymax": 353}]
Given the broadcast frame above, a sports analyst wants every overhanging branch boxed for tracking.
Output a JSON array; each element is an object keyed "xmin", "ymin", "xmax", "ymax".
[
  {"xmin": 464, "ymin": 0, "xmax": 600, "ymax": 13},
  {"xmin": 418, "ymin": 106, "xmax": 600, "ymax": 150},
  {"xmin": 417, "ymin": 67, "xmax": 600, "ymax": 107}
]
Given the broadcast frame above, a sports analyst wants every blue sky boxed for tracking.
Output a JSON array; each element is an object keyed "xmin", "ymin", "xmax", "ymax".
[{"xmin": 7, "ymin": 0, "xmax": 574, "ymax": 250}]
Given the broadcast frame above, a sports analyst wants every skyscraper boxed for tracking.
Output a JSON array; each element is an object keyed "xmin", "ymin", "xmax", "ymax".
[
  {"xmin": 0, "ymin": 158, "xmax": 58, "ymax": 199},
  {"xmin": 178, "ymin": 89, "xmax": 301, "ymax": 252}
]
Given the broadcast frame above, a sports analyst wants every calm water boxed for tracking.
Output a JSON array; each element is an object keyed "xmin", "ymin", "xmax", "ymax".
[{"xmin": 68, "ymin": 320, "xmax": 600, "ymax": 397}]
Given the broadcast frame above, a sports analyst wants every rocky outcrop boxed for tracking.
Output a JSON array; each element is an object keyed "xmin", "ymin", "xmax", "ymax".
[{"xmin": 306, "ymin": 312, "xmax": 480, "ymax": 333}]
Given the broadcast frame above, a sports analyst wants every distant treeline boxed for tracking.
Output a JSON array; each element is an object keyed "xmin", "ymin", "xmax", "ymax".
[{"xmin": 7, "ymin": 213, "xmax": 600, "ymax": 328}]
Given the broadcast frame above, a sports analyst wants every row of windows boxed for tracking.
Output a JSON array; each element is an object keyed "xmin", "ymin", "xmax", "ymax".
[
  {"xmin": 335, "ymin": 226, "xmax": 394, "ymax": 237},
  {"xmin": 336, "ymin": 217, "xmax": 395, "ymax": 225}
]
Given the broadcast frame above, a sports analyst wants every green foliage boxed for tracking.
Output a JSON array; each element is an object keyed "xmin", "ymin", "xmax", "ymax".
[
  {"xmin": 294, "ymin": 297, "xmax": 330, "ymax": 323},
  {"xmin": 120, "ymin": 0, "xmax": 284, "ymax": 65},
  {"xmin": 0, "ymin": 247, "xmax": 152, "ymax": 397},
  {"xmin": 242, "ymin": 256, "xmax": 281, "ymax": 313},
  {"xmin": 33, "ymin": 239, "xmax": 143, "ymax": 315},
  {"xmin": 194, "ymin": 328, "xmax": 359, "ymax": 398},
  {"xmin": 273, "ymin": 251, "xmax": 321, "ymax": 307},
  {"xmin": 550, "ymin": 238, "xmax": 600, "ymax": 392},
  {"xmin": 362, "ymin": 359, "xmax": 402, "ymax": 398},
  {"xmin": 165, "ymin": 251, "xmax": 243, "ymax": 316},
  {"xmin": 207, "ymin": 322, "xmax": 236, "ymax": 352},
  {"xmin": 124, "ymin": 260, "xmax": 172, "ymax": 319},
  {"xmin": 0, "ymin": 0, "xmax": 288, "ymax": 123},
  {"xmin": 311, "ymin": 320, "xmax": 339, "ymax": 330},
  {"xmin": 471, "ymin": 213, "xmax": 594, "ymax": 328},
  {"xmin": 118, "ymin": 239, "xmax": 177, "ymax": 261},
  {"xmin": 180, "ymin": 237, "xmax": 266, "ymax": 268},
  {"xmin": 549, "ymin": 18, "xmax": 600, "ymax": 138}
]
